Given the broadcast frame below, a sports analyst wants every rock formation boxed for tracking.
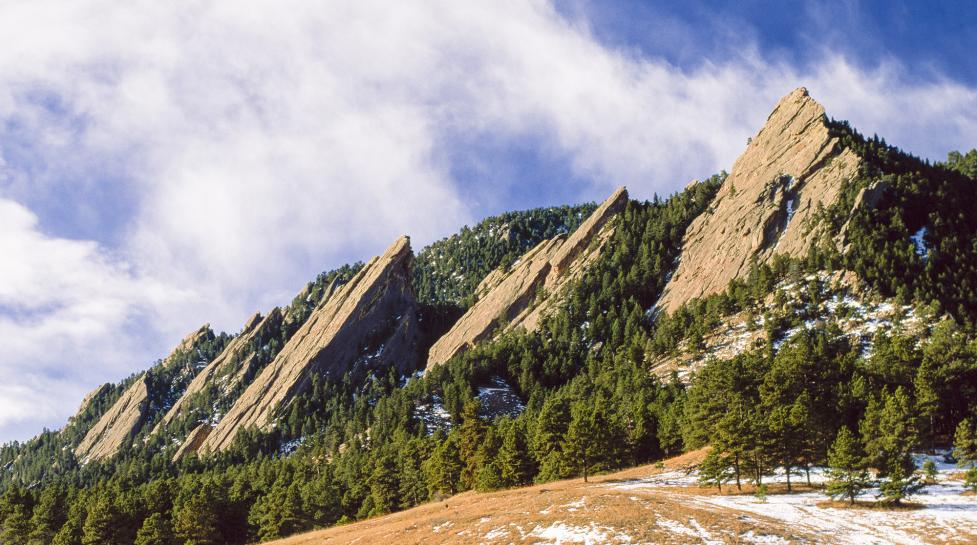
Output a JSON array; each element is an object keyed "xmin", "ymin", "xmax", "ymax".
[
  {"xmin": 70, "ymin": 383, "xmax": 111, "ymax": 421},
  {"xmin": 172, "ymin": 424, "xmax": 212, "ymax": 462},
  {"xmin": 200, "ymin": 236, "xmax": 419, "ymax": 453},
  {"xmin": 155, "ymin": 308, "xmax": 284, "ymax": 433},
  {"xmin": 73, "ymin": 324, "xmax": 215, "ymax": 463},
  {"xmin": 656, "ymin": 88, "xmax": 861, "ymax": 314},
  {"xmin": 74, "ymin": 375, "xmax": 149, "ymax": 463},
  {"xmin": 425, "ymin": 187, "xmax": 628, "ymax": 371}
]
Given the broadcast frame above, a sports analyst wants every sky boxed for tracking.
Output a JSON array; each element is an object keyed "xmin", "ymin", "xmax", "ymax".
[{"xmin": 1, "ymin": 0, "xmax": 976, "ymax": 444}]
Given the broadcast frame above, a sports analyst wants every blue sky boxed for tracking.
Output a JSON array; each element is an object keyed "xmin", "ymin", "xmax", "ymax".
[{"xmin": 0, "ymin": 0, "xmax": 975, "ymax": 443}]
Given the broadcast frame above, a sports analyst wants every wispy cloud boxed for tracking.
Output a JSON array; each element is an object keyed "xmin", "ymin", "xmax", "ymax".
[{"xmin": 0, "ymin": 1, "xmax": 974, "ymax": 442}]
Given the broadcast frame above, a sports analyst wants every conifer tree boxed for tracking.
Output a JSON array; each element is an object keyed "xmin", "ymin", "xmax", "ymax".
[
  {"xmin": 825, "ymin": 427, "xmax": 870, "ymax": 505},
  {"xmin": 28, "ymin": 484, "xmax": 66, "ymax": 545},
  {"xmin": 496, "ymin": 419, "xmax": 534, "ymax": 487},
  {"xmin": 81, "ymin": 496, "xmax": 123, "ymax": 545},
  {"xmin": 422, "ymin": 432, "xmax": 462, "ymax": 497},
  {"xmin": 134, "ymin": 513, "xmax": 174, "ymax": 545},
  {"xmin": 564, "ymin": 400, "xmax": 597, "ymax": 482}
]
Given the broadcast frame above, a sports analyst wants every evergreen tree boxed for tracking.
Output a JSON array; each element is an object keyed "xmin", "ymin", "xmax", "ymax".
[
  {"xmin": 825, "ymin": 427, "xmax": 871, "ymax": 505},
  {"xmin": 1, "ymin": 504, "xmax": 30, "ymax": 545},
  {"xmin": 878, "ymin": 466, "xmax": 922, "ymax": 506},
  {"xmin": 81, "ymin": 496, "xmax": 123, "ymax": 545},
  {"xmin": 564, "ymin": 400, "xmax": 598, "ymax": 482},
  {"xmin": 861, "ymin": 387, "xmax": 918, "ymax": 476},
  {"xmin": 369, "ymin": 451, "xmax": 400, "ymax": 515},
  {"xmin": 496, "ymin": 419, "xmax": 534, "ymax": 487},
  {"xmin": 172, "ymin": 486, "xmax": 221, "ymax": 545},
  {"xmin": 27, "ymin": 483, "xmax": 66, "ymax": 545},
  {"xmin": 134, "ymin": 513, "xmax": 174, "ymax": 545},
  {"xmin": 954, "ymin": 417, "xmax": 977, "ymax": 468},
  {"xmin": 422, "ymin": 432, "xmax": 462, "ymax": 497}
]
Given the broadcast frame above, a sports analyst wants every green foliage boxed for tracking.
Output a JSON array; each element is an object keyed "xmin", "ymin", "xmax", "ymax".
[
  {"xmin": 413, "ymin": 204, "xmax": 598, "ymax": 307},
  {"xmin": 825, "ymin": 427, "xmax": 871, "ymax": 505}
]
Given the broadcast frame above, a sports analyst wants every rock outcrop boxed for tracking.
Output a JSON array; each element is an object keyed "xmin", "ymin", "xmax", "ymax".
[
  {"xmin": 172, "ymin": 424, "xmax": 212, "ymax": 462},
  {"xmin": 656, "ymin": 88, "xmax": 861, "ymax": 314},
  {"xmin": 71, "ymin": 383, "xmax": 111, "ymax": 420},
  {"xmin": 74, "ymin": 375, "xmax": 150, "ymax": 463},
  {"xmin": 73, "ymin": 324, "xmax": 215, "ymax": 463},
  {"xmin": 200, "ymin": 236, "xmax": 419, "ymax": 453},
  {"xmin": 156, "ymin": 309, "xmax": 284, "ymax": 433},
  {"xmin": 425, "ymin": 187, "xmax": 628, "ymax": 371}
]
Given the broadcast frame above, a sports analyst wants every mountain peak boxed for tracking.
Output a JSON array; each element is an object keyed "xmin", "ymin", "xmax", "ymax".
[{"xmin": 656, "ymin": 88, "xmax": 861, "ymax": 313}]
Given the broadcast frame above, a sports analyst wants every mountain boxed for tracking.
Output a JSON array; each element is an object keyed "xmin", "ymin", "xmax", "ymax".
[{"xmin": 1, "ymin": 88, "xmax": 976, "ymax": 545}]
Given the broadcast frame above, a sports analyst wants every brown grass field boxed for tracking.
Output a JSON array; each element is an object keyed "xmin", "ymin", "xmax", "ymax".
[{"xmin": 268, "ymin": 449, "xmax": 827, "ymax": 544}]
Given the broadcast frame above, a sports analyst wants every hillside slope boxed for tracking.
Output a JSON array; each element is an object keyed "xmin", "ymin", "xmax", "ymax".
[{"xmin": 269, "ymin": 450, "xmax": 977, "ymax": 545}]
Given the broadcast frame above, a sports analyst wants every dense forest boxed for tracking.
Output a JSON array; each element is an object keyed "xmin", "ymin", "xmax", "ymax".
[{"xmin": 1, "ymin": 132, "xmax": 976, "ymax": 544}]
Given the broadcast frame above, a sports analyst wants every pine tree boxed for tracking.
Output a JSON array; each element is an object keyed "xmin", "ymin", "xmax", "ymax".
[
  {"xmin": 878, "ymin": 465, "xmax": 923, "ymax": 505},
  {"xmin": 172, "ymin": 486, "xmax": 221, "ymax": 545},
  {"xmin": 825, "ymin": 427, "xmax": 871, "ymax": 505},
  {"xmin": 134, "ymin": 513, "xmax": 174, "ymax": 545},
  {"xmin": 496, "ymin": 420, "xmax": 534, "ymax": 487},
  {"xmin": 954, "ymin": 417, "xmax": 977, "ymax": 468},
  {"xmin": 698, "ymin": 448, "xmax": 733, "ymax": 492},
  {"xmin": 564, "ymin": 400, "xmax": 597, "ymax": 482},
  {"xmin": 369, "ymin": 451, "xmax": 400, "ymax": 515},
  {"xmin": 861, "ymin": 387, "xmax": 918, "ymax": 476},
  {"xmin": 1, "ymin": 504, "xmax": 30, "ymax": 545},
  {"xmin": 27, "ymin": 484, "xmax": 66, "ymax": 545},
  {"xmin": 81, "ymin": 496, "xmax": 123, "ymax": 545},
  {"xmin": 456, "ymin": 400, "xmax": 487, "ymax": 490},
  {"xmin": 51, "ymin": 500, "xmax": 86, "ymax": 545},
  {"xmin": 422, "ymin": 432, "xmax": 462, "ymax": 497}
]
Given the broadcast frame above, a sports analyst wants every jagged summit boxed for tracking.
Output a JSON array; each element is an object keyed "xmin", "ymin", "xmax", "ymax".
[
  {"xmin": 425, "ymin": 187, "xmax": 628, "ymax": 371},
  {"xmin": 655, "ymin": 87, "xmax": 861, "ymax": 313},
  {"xmin": 200, "ymin": 235, "xmax": 419, "ymax": 453}
]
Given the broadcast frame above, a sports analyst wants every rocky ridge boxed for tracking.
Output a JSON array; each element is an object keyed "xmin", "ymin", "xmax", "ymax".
[
  {"xmin": 200, "ymin": 236, "xmax": 420, "ymax": 453},
  {"xmin": 155, "ymin": 308, "xmax": 283, "ymax": 434},
  {"xmin": 656, "ymin": 87, "xmax": 862, "ymax": 314},
  {"xmin": 425, "ymin": 187, "xmax": 628, "ymax": 371},
  {"xmin": 73, "ymin": 324, "xmax": 215, "ymax": 462}
]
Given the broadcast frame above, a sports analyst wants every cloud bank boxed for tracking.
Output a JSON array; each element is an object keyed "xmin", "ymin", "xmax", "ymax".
[{"xmin": 0, "ymin": 1, "xmax": 975, "ymax": 442}]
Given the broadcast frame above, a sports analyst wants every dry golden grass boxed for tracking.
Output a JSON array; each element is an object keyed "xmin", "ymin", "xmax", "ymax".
[{"xmin": 268, "ymin": 449, "xmax": 818, "ymax": 545}]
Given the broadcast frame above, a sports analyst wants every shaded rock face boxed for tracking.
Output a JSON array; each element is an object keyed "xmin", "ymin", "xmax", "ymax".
[
  {"xmin": 201, "ymin": 236, "xmax": 420, "ymax": 453},
  {"xmin": 656, "ymin": 88, "xmax": 861, "ymax": 314},
  {"xmin": 156, "ymin": 308, "xmax": 284, "ymax": 434},
  {"xmin": 73, "ymin": 324, "xmax": 215, "ymax": 463},
  {"xmin": 74, "ymin": 375, "xmax": 150, "ymax": 463},
  {"xmin": 425, "ymin": 187, "xmax": 628, "ymax": 371},
  {"xmin": 172, "ymin": 424, "xmax": 212, "ymax": 462}
]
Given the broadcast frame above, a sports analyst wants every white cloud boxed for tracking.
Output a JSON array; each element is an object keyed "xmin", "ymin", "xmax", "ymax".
[{"xmin": 0, "ymin": 1, "xmax": 975, "ymax": 442}]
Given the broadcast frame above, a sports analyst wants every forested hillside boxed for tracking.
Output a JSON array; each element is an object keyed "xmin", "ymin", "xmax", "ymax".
[{"xmin": 1, "ymin": 89, "xmax": 976, "ymax": 545}]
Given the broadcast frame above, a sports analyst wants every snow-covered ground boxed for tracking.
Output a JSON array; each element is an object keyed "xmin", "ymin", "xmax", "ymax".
[{"xmin": 607, "ymin": 452, "xmax": 977, "ymax": 545}]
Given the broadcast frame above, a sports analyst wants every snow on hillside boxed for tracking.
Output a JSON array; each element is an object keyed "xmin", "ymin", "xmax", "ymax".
[{"xmin": 608, "ymin": 451, "xmax": 977, "ymax": 545}]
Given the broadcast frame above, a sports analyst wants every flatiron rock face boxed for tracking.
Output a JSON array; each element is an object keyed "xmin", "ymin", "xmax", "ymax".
[
  {"xmin": 656, "ymin": 87, "xmax": 861, "ymax": 314},
  {"xmin": 155, "ymin": 308, "xmax": 284, "ymax": 434},
  {"xmin": 200, "ymin": 236, "xmax": 419, "ymax": 453},
  {"xmin": 172, "ymin": 423, "xmax": 212, "ymax": 462},
  {"xmin": 425, "ymin": 187, "xmax": 628, "ymax": 371},
  {"xmin": 73, "ymin": 324, "xmax": 216, "ymax": 462},
  {"xmin": 73, "ymin": 375, "xmax": 150, "ymax": 463}
]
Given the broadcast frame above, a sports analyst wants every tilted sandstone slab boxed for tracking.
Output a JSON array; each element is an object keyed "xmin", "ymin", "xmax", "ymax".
[
  {"xmin": 155, "ymin": 308, "xmax": 284, "ymax": 433},
  {"xmin": 73, "ymin": 324, "xmax": 214, "ymax": 462},
  {"xmin": 425, "ymin": 187, "xmax": 628, "ymax": 371},
  {"xmin": 74, "ymin": 375, "xmax": 150, "ymax": 463},
  {"xmin": 200, "ymin": 236, "xmax": 419, "ymax": 453},
  {"xmin": 656, "ymin": 88, "xmax": 861, "ymax": 314},
  {"xmin": 172, "ymin": 423, "xmax": 212, "ymax": 462}
]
